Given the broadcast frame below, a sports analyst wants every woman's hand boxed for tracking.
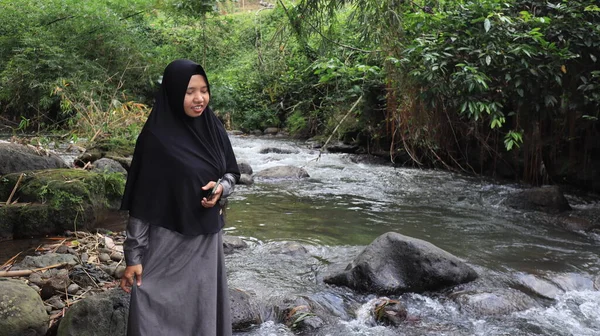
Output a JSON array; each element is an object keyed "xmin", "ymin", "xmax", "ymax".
[
  {"xmin": 120, "ymin": 265, "xmax": 143, "ymax": 293},
  {"xmin": 201, "ymin": 181, "xmax": 223, "ymax": 208}
]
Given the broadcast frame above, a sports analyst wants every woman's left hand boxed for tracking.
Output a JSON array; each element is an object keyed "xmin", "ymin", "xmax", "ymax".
[{"xmin": 201, "ymin": 181, "xmax": 223, "ymax": 208}]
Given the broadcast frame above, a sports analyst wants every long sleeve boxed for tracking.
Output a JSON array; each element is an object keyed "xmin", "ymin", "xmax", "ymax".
[
  {"xmin": 219, "ymin": 172, "xmax": 237, "ymax": 199},
  {"xmin": 123, "ymin": 216, "xmax": 149, "ymax": 266}
]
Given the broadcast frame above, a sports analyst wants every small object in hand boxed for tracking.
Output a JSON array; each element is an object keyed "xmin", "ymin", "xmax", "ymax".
[{"xmin": 206, "ymin": 178, "xmax": 221, "ymax": 200}]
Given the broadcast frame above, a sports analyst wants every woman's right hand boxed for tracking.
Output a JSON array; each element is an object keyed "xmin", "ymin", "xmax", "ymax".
[{"xmin": 120, "ymin": 264, "xmax": 143, "ymax": 293}]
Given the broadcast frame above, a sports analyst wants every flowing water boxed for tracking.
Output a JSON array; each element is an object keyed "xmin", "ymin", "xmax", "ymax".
[
  {"xmin": 2, "ymin": 134, "xmax": 600, "ymax": 335},
  {"xmin": 222, "ymin": 135, "xmax": 600, "ymax": 336}
]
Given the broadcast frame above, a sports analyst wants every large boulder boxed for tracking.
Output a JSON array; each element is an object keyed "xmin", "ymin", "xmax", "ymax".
[
  {"xmin": 503, "ymin": 185, "xmax": 571, "ymax": 213},
  {"xmin": 230, "ymin": 288, "xmax": 262, "ymax": 331},
  {"xmin": 0, "ymin": 278, "xmax": 48, "ymax": 336},
  {"xmin": 0, "ymin": 142, "xmax": 68, "ymax": 175},
  {"xmin": 324, "ymin": 232, "xmax": 478, "ymax": 295},
  {"xmin": 237, "ymin": 160, "xmax": 253, "ymax": 175},
  {"xmin": 254, "ymin": 165, "xmax": 309, "ymax": 180},
  {"xmin": 0, "ymin": 169, "xmax": 125, "ymax": 238},
  {"xmin": 91, "ymin": 158, "xmax": 128, "ymax": 176},
  {"xmin": 56, "ymin": 289, "xmax": 129, "ymax": 336}
]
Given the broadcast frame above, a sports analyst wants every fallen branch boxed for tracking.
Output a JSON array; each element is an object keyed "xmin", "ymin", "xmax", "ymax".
[
  {"xmin": 6, "ymin": 173, "xmax": 24, "ymax": 205},
  {"xmin": 0, "ymin": 263, "xmax": 67, "ymax": 277}
]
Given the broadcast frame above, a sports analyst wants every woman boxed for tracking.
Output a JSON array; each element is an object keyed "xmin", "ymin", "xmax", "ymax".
[{"xmin": 119, "ymin": 59, "xmax": 240, "ymax": 336}]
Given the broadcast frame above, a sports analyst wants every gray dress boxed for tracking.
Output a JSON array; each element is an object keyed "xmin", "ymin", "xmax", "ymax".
[{"xmin": 124, "ymin": 175, "xmax": 236, "ymax": 336}]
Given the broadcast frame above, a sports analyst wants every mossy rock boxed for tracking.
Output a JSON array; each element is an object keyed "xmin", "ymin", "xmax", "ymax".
[
  {"xmin": 74, "ymin": 138, "xmax": 135, "ymax": 169},
  {"xmin": 0, "ymin": 169, "xmax": 126, "ymax": 237}
]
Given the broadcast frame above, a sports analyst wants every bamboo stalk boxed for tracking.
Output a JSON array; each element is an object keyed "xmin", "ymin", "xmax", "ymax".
[
  {"xmin": 6, "ymin": 173, "xmax": 24, "ymax": 205},
  {"xmin": 0, "ymin": 263, "xmax": 67, "ymax": 277}
]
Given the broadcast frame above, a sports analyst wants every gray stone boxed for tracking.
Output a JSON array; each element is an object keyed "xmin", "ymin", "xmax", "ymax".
[
  {"xmin": 263, "ymin": 127, "xmax": 280, "ymax": 135},
  {"xmin": 503, "ymin": 185, "xmax": 571, "ymax": 213},
  {"xmin": 324, "ymin": 232, "xmax": 478, "ymax": 295},
  {"xmin": 91, "ymin": 158, "xmax": 127, "ymax": 176},
  {"xmin": 452, "ymin": 288, "xmax": 540, "ymax": 316},
  {"xmin": 46, "ymin": 296, "xmax": 65, "ymax": 310},
  {"xmin": 237, "ymin": 160, "xmax": 253, "ymax": 175},
  {"xmin": 513, "ymin": 273, "xmax": 563, "ymax": 300},
  {"xmin": 238, "ymin": 174, "xmax": 254, "ymax": 185},
  {"xmin": 229, "ymin": 288, "xmax": 262, "ymax": 331},
  {"xmin": 15, "ymin": 253, "xmax": 78, "ymax": 270},
  {"xmin": 259, "ymin": 147, "xmax": 297, "ymax": 154},
  {"xmin": 56, "ymin": 289, "xmax": 129, "ymax": 336},
  {"xmin": 269, "ymin": 241, "xmax": 308, "ymax": 256},
  {"xmin": 67, "ymin": 284, "xmax": 80, "ymax": 295},
  {"xmin": 255, "ymin": 165, "xmax": 309, "ymax": 180},
  {"xmin": 0, "ymin": 278, "xmax": 48, "ymax": 336},
  {"xmin": 0, "ymin": 142, "xmax": 68, "ymax": 175},
  {"xmin": 99, "ymin": 253, "xmax": 111, "ymax": 263},
  {"xmin": 28, "ymin": 273, "xmax": 45, "ymax": 287},
  {"xmin": 223, "ymin": 235, "xmax": 248, "ymax": 254}
]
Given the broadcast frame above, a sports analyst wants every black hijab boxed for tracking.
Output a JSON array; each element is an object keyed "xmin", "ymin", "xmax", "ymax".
[{"xmin": 120, "ymin": 59, "xmax": 240, "ymax": 235}]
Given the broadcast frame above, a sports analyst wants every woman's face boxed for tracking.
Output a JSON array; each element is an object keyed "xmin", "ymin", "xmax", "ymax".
[{"xmin": 183, "ymin": 74, "xmax": 210, "ymax": 117}]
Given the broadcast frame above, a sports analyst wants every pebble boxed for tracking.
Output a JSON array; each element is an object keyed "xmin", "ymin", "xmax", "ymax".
[
  {"xmin": 28, "ymin": 273, "xmax": 45, "ymax": 287},
  {"xmin": 67, "ymin": 284, "xmax": 80, "ymax": 295},
  {"xmin": 80, "ymin": 253, "xmax": 89, "ymax": 263},
  {"xmin": 110, "ymin": 252, "xmax": 124, "ymax": 262},
  {"xmin": 47, "ymin": 296, "xmax": 65, "ymax": 310},
  {"xmin": 56, "ymin": 245, "xmax": 69, "ymax": 254},
  {"xmin": 99, "ymin": 253, "xmax": 111, "ymax": 263}
]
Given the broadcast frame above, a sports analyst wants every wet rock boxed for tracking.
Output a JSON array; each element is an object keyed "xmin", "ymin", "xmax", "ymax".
[
  {"xmin": 229, "ymin": 288, "xmax": 262, "ymax": 331},
  {"xmin": 73, "ymin": 138, "xmax": 134, "ymax": 169},
  {"xmin": 238, "ymin": 174, "xmax": 254, "ymax": 185},
  {"xmin": 259, "ymin": 147, "xmax": 298, "ymax": 154},
  {"xmin": 238, "ymin": 160, "xmax": 253, "ymax": 175},
  {"xmin": 255, "ymin": 165, "xmax": 310, "ymax": 180},
  {"xmin": 285, "ymin": 304, "xmax": 323, "ymax": 333},
  {"xmin": 372, "ymin": 298, "xmax": 407, "ymax": 326},
  {"xmin": 324, "ymin": 232, "xmax": 478, "ymax": 295},
  {"xmin": 223, "ymin": 235, "xmax": 248, "ymax": 254},
  {"xmin": 92, "ymin": 158, "xmax": 127, "ymax": 176},
  {"xmin": 503, "ymin": 185, "xmax": 571, "ymax": 213},
  {"xmin": 56, "ymin": 289, "xmax": 129, "ymax": 336},
  {"xmin": 324, "ymin": 141, "xmax": 359, "ymax": 154},
  {"xmin": 452, "ymin": 288, "xmax": 540, "ymax": 316},
  {"xmin": 0, "ymin": 142, "xmax": 68, "ymax": 175},
  {"xmin": 263, "ymin": 127, "xmax": 280, "ymax": 135},
  {"xmin": 513, "ymin": 273, "xmax": 563, "ymax": 300},
  {"xmin": 0, "ymin": 279, "xmax": 48, "ymax": 336},
  {"xmin": 15, "ymin": 253, "xmax": 78, "ymax": 270},
  {"xmin": 556, "ymin": 216, "xmax": 597, "ymax": 232},
  {"xmin": 548, "ymin": 273, "xmax": 595, "ymax": 291},
  {"xmin": 269, "ymin": 241, "xmax": 308, "ymax": 256},
  {"xmin": 595, "ymin": 275, "xmax": 600, "ymax": 290}
]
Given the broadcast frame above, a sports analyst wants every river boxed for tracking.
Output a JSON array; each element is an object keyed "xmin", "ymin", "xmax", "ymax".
[
  {"xmin": 222, "ymin": 135, "xmax": 600, "ymax": 336},
  {"xmin": 2, "ymin": 134, "xmax": 600, "ymax": 335}
]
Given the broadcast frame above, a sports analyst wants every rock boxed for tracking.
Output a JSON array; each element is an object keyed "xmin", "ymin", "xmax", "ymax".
[
  {"xmin": 56, "ymin": 245, "xmax": 69, "ymax": 254},
  {"xmin": 73, "ymin": 138, "xmax": 134, "ymax": 169},
  {"xmin": 28, "ymin": 273, "xmax": 45, "ymax": 287},
  {"xmin": 372, "ymin": 298, "xmax": 407, "ymax": 326},
  {"xmin": 254, "ymin": 165, "xmax": 310, "ymax": 180},
  {"xmin": 513, "ymin": 273, "xmax": 563, "ymax": 300},
  {"xmin": 223, "ymin": 235, "xmax": 248, "ymax": 254},
  {"xmin": 238, "ymin": 174, "xmax": 254, "ymax": 185},
  {"xmin": 237, "ymin": 160, "xmax": 253, "ymax": 175},
  {"xmin": 269, "ymin": 241, "xmax": 308, "ymax": 256},
  {"xmin": 503, "ymin": 185, "xmax": 571, "ymax": 213},
  {"xmin": 114, "ymin": 266, "xmax": 126, "ymax": 280},
  {"xmin": 229, "ymin": 288, "xmax": 262, "ymax": 331},
  {"xmin": 56, "ymin": 289, "xmax": 129, "ymax": 336},
  {"xmin": 15, "ymin": 253, "xmax": 78, "ymax": 270},
  {"xmin": 80, "ymin": 253, "xmax": 89, "ymax": 263},
  {"xmin": 259, "ymin": 147, "xmax": 297, "ymax": 154},
  {"xmin": 0, "ymin": 278, "xmax": 48, "ymax": 336},
  {"xmin": 110, "ymin": 252, "xmax": 124, "ymax": 262},
  {"xmin": 0, "ymin": 142, "xmax": 68, "ymax": 175},
  {"xmin": 595, "ymin": 275, "xmax": 600, "ymax": 290},
  {"xmin": 548, "ymin": 273, "xmax": 595, "ymax": 291},
  {"xmin": 0, "ymin": 169, "xmax": 126, "ymax": 238},
  {"xmin": 324, "ymin": 232, "xmax": 478, "ymax": 295},
  {"xmin": 263, "ymin": 127, "xmax": 280, "ymax": 135},
  {"xmin": 40, "ymin": 272, "xmax": 70, "ymax": 299},
  {"xmin": 92, "ymin": 158, "xmax": 128, "ymax": 176},
  {"xmin": 250, "ymin": 130, "xmax": 263, "ymax": 136},
  {"xmin": 46, "ymin": 296, "xmax": 65, "ymax": 310},
  {"xmin": 451, "ymin": 288, "xmax": 540, "ymax": 316},
  {"xmin": 229, "ymin": 130, "xmax": 244, "ymax": 136},
  {"xmin": 272, "ymin": 296, "xmax": 330, "ymax": 333},
  {"xmin": 67, "ymin": 284, "xmax": 80, "ymax": 295},
  {"xmin": 99, "ymin": 253, "xmax": 111, "ymax": 263},
  {"xmin": 556, "ymin": 216, "xmax": 596, "ymax": 232},
  {"xmin": 324, "ymin": 141, "xmax": 359, "ymax": 154}
]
